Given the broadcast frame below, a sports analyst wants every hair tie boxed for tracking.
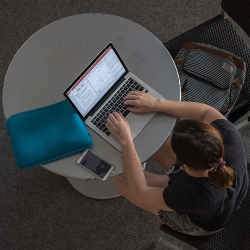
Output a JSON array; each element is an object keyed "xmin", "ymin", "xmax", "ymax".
[{"xmin": 218, "ymin": 158, "xmax": 225, "ymax": 168}]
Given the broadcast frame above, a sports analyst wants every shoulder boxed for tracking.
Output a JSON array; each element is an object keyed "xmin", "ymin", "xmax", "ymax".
[
  {"xmin": 211, "ymin": 119, "xmax": 242, "ymax": 146},
  {"xmin": 211, "ymin": 118, "xmax": 237, "ymax": 130},
  {"xmin": 212, "ymin": 119, "xmax": 248, "ymax": 179},
  {"xmin": 211, "ymin": 118, "xmax": 243, "ymax": 146}
]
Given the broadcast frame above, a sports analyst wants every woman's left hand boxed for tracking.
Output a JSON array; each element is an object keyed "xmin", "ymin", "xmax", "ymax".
[{"xmin": 106, "ymin": 112, "xmax": 132, "ymax": 145}]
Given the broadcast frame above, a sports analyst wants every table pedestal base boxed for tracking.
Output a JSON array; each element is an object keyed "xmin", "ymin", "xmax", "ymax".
[{"xmin": 67, "ymin": 177, "xmax": 121, "ymax": 199}]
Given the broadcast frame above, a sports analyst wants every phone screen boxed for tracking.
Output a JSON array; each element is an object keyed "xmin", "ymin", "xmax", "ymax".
[{"xmin": 78, "ymin": 151, "xmax": 113, "ymax": 179}]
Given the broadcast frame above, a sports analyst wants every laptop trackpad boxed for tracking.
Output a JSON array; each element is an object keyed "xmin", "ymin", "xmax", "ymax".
[{"xmin": 126, "ymin": 112, "xmax": 156, "ymax": 138}]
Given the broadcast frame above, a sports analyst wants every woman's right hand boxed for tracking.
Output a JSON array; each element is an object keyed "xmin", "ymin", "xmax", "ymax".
[
  {"xmin": 123, "ymin": 91, "xmax": 160, "ymax": 113},
  {"xmin": 106, "ymin": 112, "xmax": 132, "ymax": 146}
]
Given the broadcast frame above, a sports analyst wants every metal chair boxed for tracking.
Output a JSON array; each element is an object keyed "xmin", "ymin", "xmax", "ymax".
[
  {"xmin": 153, "ymin": 1, "xmax": 250, "ymax": 248},
  {"xmin": 153, "ymin": 164, "xmax": 250, "ymax": 250},
  {"xmin": 163, "ymin": 0, "xmax": 250, "ymax": 129}
]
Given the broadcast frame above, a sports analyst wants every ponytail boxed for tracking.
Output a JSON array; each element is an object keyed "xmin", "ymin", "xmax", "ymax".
[{"xmin": 208, "ymin": 160, "xmax": 234, "ymax": 188}]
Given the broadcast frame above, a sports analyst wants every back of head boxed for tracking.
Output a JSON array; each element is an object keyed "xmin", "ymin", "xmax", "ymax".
[{"xmin": 171, "ymin": 119, "xmax": 234, "ymax": 188}]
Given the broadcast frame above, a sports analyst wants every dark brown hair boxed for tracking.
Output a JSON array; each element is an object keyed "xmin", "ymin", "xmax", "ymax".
[{"xmin": 171, "ymin": 119, "xmax": 234, "ymax": 188}]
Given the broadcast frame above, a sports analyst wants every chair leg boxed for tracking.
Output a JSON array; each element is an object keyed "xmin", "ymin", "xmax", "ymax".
[
  {"xmin": 154, "ymin": 229, "xmax": 183, "ymax": 250},
  {"xmin": 235, "ymin": 117, "xmax": 250, "ymax": 130},
  {"xmin": 221, "ymin": 8, "xmax": 228, "ymax": 18},
  {"xmin": 153, "ymin": 229, "xmax": 163, "ymax": 247}
]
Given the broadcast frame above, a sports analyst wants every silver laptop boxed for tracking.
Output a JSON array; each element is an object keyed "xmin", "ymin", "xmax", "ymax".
[{"xmin": 64, "ymin": 43, "xmax": 165, "ymax": 151}]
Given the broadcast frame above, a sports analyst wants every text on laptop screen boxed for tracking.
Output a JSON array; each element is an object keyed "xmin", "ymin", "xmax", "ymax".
[{"xmin": 66, "ymin": 46, "xmax": 126, "ymax": 117}]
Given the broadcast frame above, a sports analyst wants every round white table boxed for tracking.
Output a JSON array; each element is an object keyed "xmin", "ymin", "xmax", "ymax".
[{"xmin": 3, "ymin": 13, "xmax": 180, "ymax": 199}]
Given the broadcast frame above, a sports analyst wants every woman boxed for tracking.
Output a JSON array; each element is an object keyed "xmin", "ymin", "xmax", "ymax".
[{"xmin": 106, "ymin": 91, "xmax": 249, "ymax": 235}]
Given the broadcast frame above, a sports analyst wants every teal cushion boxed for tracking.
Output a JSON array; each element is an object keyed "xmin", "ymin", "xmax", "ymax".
[{"xmin": 6, "ymin": 100, "xmax": 93, "ymax": 168}]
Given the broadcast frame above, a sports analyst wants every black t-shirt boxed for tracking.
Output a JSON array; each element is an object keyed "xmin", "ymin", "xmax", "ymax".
[{"xmin": 163, "ymin": 119, "xmax": 249, "ymax": 231}]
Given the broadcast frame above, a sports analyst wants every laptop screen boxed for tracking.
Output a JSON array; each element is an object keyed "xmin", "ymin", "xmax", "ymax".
[{"xmin": 65, "ymin": 44, "xmax": 127, "ymax": 118}]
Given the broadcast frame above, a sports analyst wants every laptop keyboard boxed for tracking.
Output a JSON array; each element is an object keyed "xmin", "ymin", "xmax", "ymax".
[{"xmin": 90, "ymin": 77, "xmax": 148, "ymax": 136}]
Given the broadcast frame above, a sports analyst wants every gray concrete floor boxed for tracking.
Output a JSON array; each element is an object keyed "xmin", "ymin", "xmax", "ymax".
[{"xmin": 1, "ymin": 1, "xmax": 249, "ymax": 250}]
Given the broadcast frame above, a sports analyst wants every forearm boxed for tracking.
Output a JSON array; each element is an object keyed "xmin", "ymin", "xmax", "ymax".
[
  {"xmin": 124, "ymin": 91, "xmax": 224, "ymax": 123},
  {"xmin": 120, "ymin": 140, "xmax": 147, "ymax": 195},
  {"xmin": 119, "ymin": 139, "xmax": 172, "ymax": 211},
  {"xmin": 154, "ymin": 99, "xmax": 212, "ymax": 121}
]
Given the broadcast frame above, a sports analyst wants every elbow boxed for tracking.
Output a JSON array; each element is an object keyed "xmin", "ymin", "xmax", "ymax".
[
  {"xmin": 130, "ymin": 185, "xmax": 148, "ymax": 200},
  {"xmin": 199, "ymin": 103, "xmax": 215, "ymax": 121}
]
